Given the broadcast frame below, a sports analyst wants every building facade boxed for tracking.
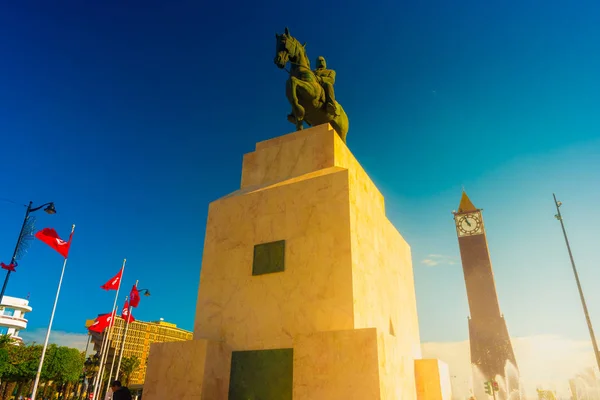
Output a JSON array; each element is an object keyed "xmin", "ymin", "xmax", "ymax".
[
  {"xmin": 88, "ymin": 317, "xmax": 192, "ymax": 385},
  {"xmin": 453, "ymin": 192, "xmax": 519, "ymax": 399},
  {"xmin": 0, "ymin": 295, "xmax": 32, "ymax": 343}
]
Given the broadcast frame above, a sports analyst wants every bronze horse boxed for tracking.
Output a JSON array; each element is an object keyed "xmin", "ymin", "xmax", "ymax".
[{"xmin": 274, "ymin": 27, "xmax": 349, "ymax": 143}]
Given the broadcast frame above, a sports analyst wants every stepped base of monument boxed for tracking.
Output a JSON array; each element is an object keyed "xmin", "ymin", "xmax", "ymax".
[
  {"xmin": 142, "ymin": 124, "xmax": 451, "ymax": 400},
  {"xmin": 143, "ymin": 327, "xmax": 448, "ymax": 400},
  {"xmin": 415, "ymin": 359, "xmax": 452, "ymax": 400}
]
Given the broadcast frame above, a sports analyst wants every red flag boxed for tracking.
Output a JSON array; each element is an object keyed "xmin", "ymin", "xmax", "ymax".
[
  {"xmin": 121, "ymin": 301, "xmax": 135, "ymax": 322},
  {"xmin": 35, "ymin": 228, "xmax": 73, "ymax": 258},
  {"xmin": 1, "ymin": 262, "xmax": 16, "ymax": 272},
  {"xmin": 101, "ymin": 269, "xmax": 123, "ymax": 291},
  {"xmin": 88, "ymin": 312, "xmax": 115, "ymax": 333},
  {"xmin": 129, "ymin": 285, "xmax": 140, "ymax": 308}
]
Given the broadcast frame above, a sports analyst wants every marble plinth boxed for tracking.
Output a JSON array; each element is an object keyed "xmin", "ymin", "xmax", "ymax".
[
  {"xmin": 144, "ymin": 124, "xmax": 444, "ymax": 399},
  {"xmin": 143, "ymin": 339, "xmax": 231, "ymax": 399},
  {"xmin": 415, "ymin": 359, "xmax": 452, "ymax": 400},
  {"xmin": 293, "ymin": 328, "xmax": 407, "ymax": 400}
]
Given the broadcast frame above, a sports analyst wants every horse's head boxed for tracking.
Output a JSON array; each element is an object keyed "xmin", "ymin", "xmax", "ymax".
[{"xmin": 274, "ymin": 27, "xmax": 307, "ymax": 69}]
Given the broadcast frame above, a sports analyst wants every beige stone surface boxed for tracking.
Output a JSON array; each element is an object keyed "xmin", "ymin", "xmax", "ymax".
[
  {"xmin": 202, "ymin": 341, "xmax": 232, "ymax": 399},
  {"xmin": 178, "ymin": 123, "xmax": 423, "ymax": 398},
  {"xmin": 143, "ymin": 339, "xmax": 231, "ymax": 400},
  {"xmin": 292, "ymin": 328, "xmax": 420, "ymax": 400},
  {"xmin": 241, "ymin": 124, "xmax": 341, "ymax": 189},
  {"xmin": 346, "ymin": 125, "xmax": 422, "ymax": 398},
  {"xmin": 292, "ymin": 328, "xmax": 381, "ymax": 400},
  {"xmin": 378, "ymin": 331, "xmax": 406, "ymax": 399},
  {"xmin": 195, "ymin": 122, "xmax": 417, "ymax": 344},
  {"xmin": 415, "ymin": 359, "xmax": 452, "ymax": 400},
  {"xmin": 195, "ymin": 166, "xmax": 355, "ymax": 350}
]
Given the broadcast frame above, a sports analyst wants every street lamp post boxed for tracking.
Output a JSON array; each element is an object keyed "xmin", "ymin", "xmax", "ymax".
[
  {"xmin": 0, "ymin": 201, "xmax": 56, "ymax": 305},
  {"xmin": 553, "ymin": 194, "xmax": 600, "ymax": 372}
]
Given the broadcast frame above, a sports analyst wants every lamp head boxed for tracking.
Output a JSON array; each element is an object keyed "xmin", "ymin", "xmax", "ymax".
[
  {"xmin": 143, "ymin": 290, "xmax": 151, "ymax": 297},
  {"xmin": 44, "ymin": 203, "xmax": 57, "ymax": 215}
]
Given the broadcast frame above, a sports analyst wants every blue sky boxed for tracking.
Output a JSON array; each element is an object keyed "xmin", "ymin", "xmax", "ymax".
[{"xmin": 1, "ymin": 0, "xmax": 599, "ymax": 358}]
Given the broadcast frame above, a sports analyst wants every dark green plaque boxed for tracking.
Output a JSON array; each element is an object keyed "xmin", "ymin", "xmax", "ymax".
[
  {"xmin": 252, "ymin": 240, "xmax": 285, "ymax": 276},
  {"xmin": 228, "ymin": 348, "xmax": 293, "ymax": 400}
]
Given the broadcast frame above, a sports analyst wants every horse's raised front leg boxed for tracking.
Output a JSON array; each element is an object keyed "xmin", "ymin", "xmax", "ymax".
[{"xmin": 286, "ymin": 77, "xmax": 305, "ymax": 130}]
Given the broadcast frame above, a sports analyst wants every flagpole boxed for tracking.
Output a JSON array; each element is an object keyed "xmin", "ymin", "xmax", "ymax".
[
  {"xmin": 91, "ymin": 328, "xmax": 109, "ymax": 393},
  {"xmin": 105, "ymin": 296, "xmax": 128, "ymax": 395},
  {"xmin": 92, "ymin": 259, "xmax": 126, "ymax": 400},
  {"xmin": 90, "ymin": 326, "xmax": 113, "ymax": 400},
  {"xmin": 78, "ymin": 333, "xmax": 92, "ymax": 400},
  {"xmin": 92, "ymin": 309, "xmax": 115, "ymax": 400},
  {"xmin": 115, "ymin": 280, "xmax": 137, "ymax": 381},
  {"xmin": 31, "ymin": 224, "xmax": 75, "ymax": 400},
  {"xmin": 92, "ymin": 326, "xmax": 111, "ymax": 392}
]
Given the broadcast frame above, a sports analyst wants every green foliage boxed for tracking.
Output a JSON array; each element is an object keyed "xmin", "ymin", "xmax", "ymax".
[
  {"xmin": 0, "ymin": 334, "xmax": 15, "ymax": 348},
  {"xmin": 42, "ymin": 344, "xmax": 84, "ymax": 384},
  {"xmin": 0, "ymin": 338, "xmax": 84, "ymax": 398},
  {"xmin": 0, "ymin": 348, "xmax": 8, "ymax": 377},
  {"xmin": 83, "ymin": 353, "xmax": 100, "ymax": 380},
  {"xmin": 119, "ymin": 355, "xmax": 141, "ymax": 386},
  {"xmin": 0, "ymin": 334, "xmax": 14, "ymax": 379},
  {"xmin": 4, "ymin": 342, "xmax": 42, "ymax": 382}
]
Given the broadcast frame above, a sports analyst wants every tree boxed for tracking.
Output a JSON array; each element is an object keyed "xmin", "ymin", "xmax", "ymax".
[
  {"xmin": 43, "ymin": 345, "xmax": 83, "ymax": 384},
  {"xmin": 119, "ymin": 356, "xmax": 141, "ymax": 386},
  {"xmin": 0, "ymin": 335, "xmax": 15, "ymax": 348},
  {"xmin": 5, "ymin": 343, "xmax": 41, "ymax": 381},
  {"xmin": 81, "ymin": 353, "xmax": 100, "ymax": 399},
  {"xmin": 1, "ymin": 343, "xmax": 41, "ymax": 400},
  {"xmin": 0, "ymin": 348, "xmax": 8, "ymax": 377},
  {"xmin": 0, "ymin": 340, "xmax": 84, "ymax": 400},
  {"xmin": 0, "ymin": 335, "xmax": 14, "ymax": 379},
  {"xmin": 0, "ymin": 335, "xmax": 15, "ymax": 378},
  {"xmin": 42, "ymin": 345, "xmax": 84, "ymax": 399}
]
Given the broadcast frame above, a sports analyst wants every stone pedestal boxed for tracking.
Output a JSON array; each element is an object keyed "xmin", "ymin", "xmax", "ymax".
[
  {"xmin": 144, "ymin": 124, "xmax": 446, "ymax": 399},
  {"xmin": 143, "ymin": 339, "xmax": 231, "ymax": 399},
  {"xmin": 415, "ymin": 359, "xmax": 452, "ymax": 400}
]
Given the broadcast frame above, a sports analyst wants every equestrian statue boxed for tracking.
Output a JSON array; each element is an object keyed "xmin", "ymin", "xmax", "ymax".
[{"xmin": 274, "ymin": 27, "xmax": 349, "ymax": 143}]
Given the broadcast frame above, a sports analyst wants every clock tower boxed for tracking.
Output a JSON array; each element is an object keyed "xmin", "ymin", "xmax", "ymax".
[{"xmin": 453, "ymin": 191, "xmax": 519, "ymax": 398}]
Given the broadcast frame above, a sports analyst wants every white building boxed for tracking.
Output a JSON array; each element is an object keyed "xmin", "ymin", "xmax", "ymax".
[{"xmin": 0, "ymin": 295, "xmax": 32, "ymax": 343}]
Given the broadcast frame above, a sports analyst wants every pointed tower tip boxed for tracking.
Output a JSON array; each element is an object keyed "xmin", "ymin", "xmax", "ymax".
[{"xmin": 457, "ymin": 191, "xmax": 478, "ymax": 213}]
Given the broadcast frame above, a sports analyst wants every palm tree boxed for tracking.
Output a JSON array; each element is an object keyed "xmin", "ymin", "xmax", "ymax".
[
  {"xmin": 118, "ymin": 356, "xmax": 141, "ymax": 386},
  {"xmin": 0, "ymin": 335, "xmax": 15, "ymax": 348}
]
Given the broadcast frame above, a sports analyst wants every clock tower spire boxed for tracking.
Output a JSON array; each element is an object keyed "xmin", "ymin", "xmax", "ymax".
[
  {"xmin": 453, "ymin": 191, "xmax": 520, "ymax": 399},
  {"xmin": 457, "ymin": 191, "xmax": 477, "ymax": 213}
]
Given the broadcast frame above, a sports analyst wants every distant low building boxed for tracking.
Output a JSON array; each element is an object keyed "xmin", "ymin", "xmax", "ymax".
[
  {"xmin": 87, "ymin": 316, "xmax": 192, "ymax": 385},
  {"xmin": 0, "ymin": 295, "xmax": 32, "ymax": 343}
]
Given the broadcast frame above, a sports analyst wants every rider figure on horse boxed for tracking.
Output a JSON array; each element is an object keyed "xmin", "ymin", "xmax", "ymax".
[{"xmin": 314, "ymin": 56, "xmax": 339, "ymax": 116}]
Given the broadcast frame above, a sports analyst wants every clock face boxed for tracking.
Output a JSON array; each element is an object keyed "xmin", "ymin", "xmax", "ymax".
[{"xmin": 457, "ymin": 214, "xmax": 482, "ymax": 236}]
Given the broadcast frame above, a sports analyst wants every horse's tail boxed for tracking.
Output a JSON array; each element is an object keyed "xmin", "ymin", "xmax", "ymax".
[{"xmin": 331, "ymin": 105, "xmax": 349, "ymax": 143}]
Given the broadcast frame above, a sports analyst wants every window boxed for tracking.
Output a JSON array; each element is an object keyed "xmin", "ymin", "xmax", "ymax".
[{"xmin": 2, "ymin": 308, "xmax": 14, "ymax": 317}]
